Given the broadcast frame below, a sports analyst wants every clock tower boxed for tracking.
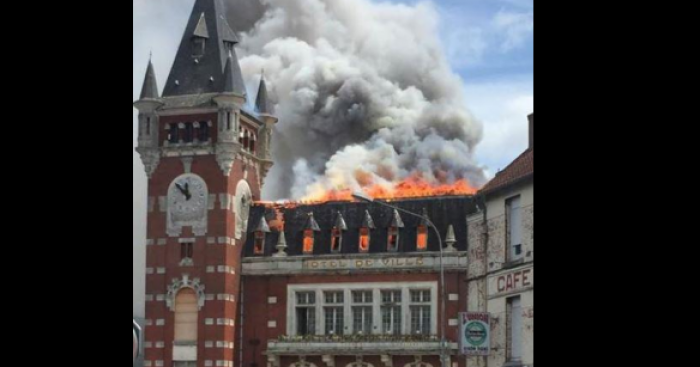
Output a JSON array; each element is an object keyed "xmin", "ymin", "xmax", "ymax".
[{"xmin": 134, "ymin": 1, "xmax": 277, "ymax": 367}]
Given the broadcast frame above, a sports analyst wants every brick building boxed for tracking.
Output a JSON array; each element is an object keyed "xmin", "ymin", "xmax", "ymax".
[
  {"xmin": 240, "ymin": 197, "xmax": 478, "ymax": 367},
  {"xmin": 134, "ymin": 1, "xmax": 277, "ymax": 366}
]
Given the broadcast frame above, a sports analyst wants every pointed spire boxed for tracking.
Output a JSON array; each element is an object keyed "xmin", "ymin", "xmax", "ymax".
[
  {"xmin": 305, "ymin": 212, "xmax": 321, "ymax": 232},
  {"xmin": 255, "ymin": 73, "xmax": 274, "ymax": 115},
  {"xmin": 390, "ymin": 209, "xmax": 405, "ymax": 228},
  {"xmin": 193, "ymin": 13, "xmax": 210, "ymax": 38},
  {"xmin": 163, "ymin": 0, "xmax": 245, "ymax": 96},
  {"xmin": 445, "ymin": 225, "xmax": 457, "ymax": 252},
  {"xmin": 223, "ymin": 50, "xmax": 247, "ymax": 97},
  {"xmin": 274, "ymin": 230, "xmax": 288, "ymax": 258},
  {"xmin": 334, "ymin": 212, "xmax": 348, "ymax": 231},
  {"xmin": 255, "ymin": 215, "xmax": 271, "ymax": 233},
  {"xmin": 140, "ymin": 58, "xmax": 159, "ymax": 100},
  {"xmin": 362, "ymin": 210, "xmax": 376, "ymax": 229}
]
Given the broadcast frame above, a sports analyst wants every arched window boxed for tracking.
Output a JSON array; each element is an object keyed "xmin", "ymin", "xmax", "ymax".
[
  {"xmin": 169, "ymin": 123, "xmax": 179, "ymax": 144},
  {"xmin": 331, "ymin": 212, "xmax": 347, "ymax": 253},
  {"xmin": 174, "ymin": 289, "xmax": 198, "ymax": 343},
  {"xmin": 254, "ymin": 232, "xmax": 265, "ymax": 255},
  {"xmin": 388, "ymin": 227, "xmax": 399, "ymax": 252},
  {"xmin": 243, "ymin": 130, "xmax": 250, "ymax": 151},
  {"xmin": 359, "ymin": 228, "xmax": 370, "ymax": 253},
  {"xmin": 331, "ymin": 228, "xmax": 342, "ymax": 253},
  {"xmin": 199, "ymin": 121, "xmax": 210, "ymax": 142},
  {"xmin": 183, "ymin": 122, "xmax": 194, "ymax": 143}
]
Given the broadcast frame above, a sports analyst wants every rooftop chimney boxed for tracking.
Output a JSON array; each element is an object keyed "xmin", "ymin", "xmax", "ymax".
[{"xmin": 528, "ymin": 113, "xmax": 534, "ymax": 149}]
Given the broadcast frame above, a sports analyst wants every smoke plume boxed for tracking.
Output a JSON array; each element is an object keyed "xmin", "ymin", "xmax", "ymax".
[{"xmin": 236, "ymin": 0, "xmax": 487, "ymax": 200}]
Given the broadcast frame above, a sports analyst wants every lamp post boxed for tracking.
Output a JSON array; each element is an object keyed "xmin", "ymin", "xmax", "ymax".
[
  {"xmin": 352, "ymin": 192, "xmax": 448, "ymax": 367},
  {"xmin": 133, "ymin": 319, "xmax": 141, "ymax": 364}
]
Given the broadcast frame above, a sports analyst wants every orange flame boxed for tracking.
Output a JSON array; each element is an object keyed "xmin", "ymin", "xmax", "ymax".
[{"xmin": 301, "ymin": 176, "xmax": 478, "ymax": 203}]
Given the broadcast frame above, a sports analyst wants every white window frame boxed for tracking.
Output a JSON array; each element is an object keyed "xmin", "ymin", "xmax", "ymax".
[{"xmin": 286, "ymin": 282, "xmax": 437, "ymax": 337}]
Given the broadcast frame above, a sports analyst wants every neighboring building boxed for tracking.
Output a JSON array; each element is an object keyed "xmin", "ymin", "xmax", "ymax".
[
  {"xmin": 134, "ymin": 1, "xmax": 277, "ymax": 367},
  {"xmin": 466, "ymin": 114, "xmax": 534, "ymax": 367},
  {"xmin": 241, "ymin": 197, "xmax": 478, "ymax": 367}
]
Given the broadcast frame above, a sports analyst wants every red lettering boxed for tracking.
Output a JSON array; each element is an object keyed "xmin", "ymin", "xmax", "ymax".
[
  {"xmin": 506, "ymin": 274, "xmax": 514, "ymax": 291},
  {"xmin": 522, "ymin": 269, "xmax": 532, "ymax": 286},
  {"xmin": 498, "ymin": 276, "xmax": 506, "ymax": 292},
  {"xmin": 514, "ymin": 272, "xmax": 521, "ymax": 288}
]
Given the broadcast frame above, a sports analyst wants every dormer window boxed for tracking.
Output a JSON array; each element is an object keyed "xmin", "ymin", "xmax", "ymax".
[
  {"xmin": 359, "ymin": 228, "xmax": 370, "ymax": 253},
  {"xmin": 388, "ymin": 227, "xmax": 399, "ymax": 252},
  {"xmin": 387, "ymin": 209, "xmax": 404, "ymax": 252},
  {"xmin": 303, "ymin": 229, "xmax": 314, "ymax": 254},
  {"xmin": 331, "ymin": 212, "xmax": 347, "ymax": 254},
  {"xmin": 192, "ymin": 37, "xmax": 205, "ymax": 57},
  {"xmin": 331, "ymin": 228, "xmax": 342, "ymax": 253},
  {"xmin": 254, "ymin": 231, "xmax": 265, "ymax": 255},
  {"xmin": 253, "ymin": 215, "xmax": 271, "ymax": 256},
  {"xmin": 417, "ymin": 225, "xmax": 428, "ymax": 251},
  {"xmin": 304, "ymin": 213, "xmax": 320, "ymax": 255}
]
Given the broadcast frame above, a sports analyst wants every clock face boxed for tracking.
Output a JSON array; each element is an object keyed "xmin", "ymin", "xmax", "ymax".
[{"xmin": 168, "ymin": 175, "xmax": 207, "ymax": 223}]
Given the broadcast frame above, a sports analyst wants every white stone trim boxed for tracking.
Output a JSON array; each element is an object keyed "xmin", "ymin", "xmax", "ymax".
[
  {"xmin": 268, "ymin": 297, "xmax": 278, "ymax": 304},
  {"xmin": 448, "ymin": 294, "xmax": 459, "ymax": 301},
  {"xmin": 268, "ymin": 320, "xmax": 277, "ymax": 328},
  {"xmin": 157, "ymin": 239, "xmax": 167, "ymax": 246},
  {"xmin": 156, "ymin": 319, "xmax": 165, "ymax": 326}
]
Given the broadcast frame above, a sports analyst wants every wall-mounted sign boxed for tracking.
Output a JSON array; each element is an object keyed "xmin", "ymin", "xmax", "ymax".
[
  {"xmin": 459, "ymin": 312, "xmax": 490, "ymax": 356},
  {"xmin": 488, "ymin": 266, "xmax": 533, "ymax": 298}
]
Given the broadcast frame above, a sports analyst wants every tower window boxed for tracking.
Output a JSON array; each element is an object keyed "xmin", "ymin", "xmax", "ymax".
[
  {"xmin": 417, "ymin": 225, "xmax": 428, "ymax": 251},
  {"xmin": 359, "ymin": 228, "xmax": 370, "ymax": 253},
  {"xmin": 145, "ymin": 117, "xmax": 151, "ymax": 136},
  {"xmin": 180, "ymin": 242, "xmax": 194, "ymax": 261},
  {"xmin": 303, "ymin": 229, "xmax": 314, "ymax": 254},
  {"xmin": 388, "ymin": 227, "xmax": 399, "ymax": 252},
  {"xmin": 192, "ymin": 37, "xmax": 205, "ymax": 57},
  {"xmin": 331, "ymin": 228, "xmax": 342, "ymax": 253},
  {"xmin": 227, "ymin": 112, "xmax": 232, "ymax": 131},
  {"xmin": 169, "ymin": 123, "xmax": 179, "ymax": 144},
  {"xmin": 199, "ymin": 121, "xmax": 210, "ymax": 142},
  {"xmin": 250, "ymin": 133, "xmax": 256, "ymax": 154},
  {"xmin": 254, "ymin": 231, "xmax": 265, "ymax": 255},
  {"xmin": 243, "ymin": 130, "xmax": 250, "ymax": 151},
  {"xmin": 183, "ymin": 122, "xmax": 194, "ymax": 143}
]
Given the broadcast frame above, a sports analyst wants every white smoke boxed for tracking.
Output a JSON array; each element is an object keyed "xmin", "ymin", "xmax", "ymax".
[{"xmin": 236, "ymin": 0, "xmax": 487, "ymax": 200}]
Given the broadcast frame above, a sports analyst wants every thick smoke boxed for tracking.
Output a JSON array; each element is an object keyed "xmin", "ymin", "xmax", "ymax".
[
  {"xmin": 237, "ymin": 0, "xmax": 486, "ymax": 200},
  {"xmin": 138, "ymin": 0, "xmax": 488, "ymax": 202}
]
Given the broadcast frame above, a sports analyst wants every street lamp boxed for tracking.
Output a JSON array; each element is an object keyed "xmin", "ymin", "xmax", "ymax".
[
  {"xmin": 133, "ymin": 319, "xmax": 141, "ymax": 364},
  {"xmin": 352, "ymin": 192, "xmax": 448, "ymax": 367}
]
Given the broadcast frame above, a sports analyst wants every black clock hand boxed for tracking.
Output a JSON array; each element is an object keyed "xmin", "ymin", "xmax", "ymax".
[
  {"xmin": 184, "ymin": 183, "xmax": 192, "ymax": 201},
  {"xmin": 175, "ymin": 183, "xmax": 187, "ymax": 196}
]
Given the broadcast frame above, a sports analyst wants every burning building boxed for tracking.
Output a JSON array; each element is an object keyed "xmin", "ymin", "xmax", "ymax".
[
  {"xmin": 135, "ymin": 1, "xmax": 492, "ymax": 367},
  {"xmin": 241, "ymin": 196, "xmax": 478, "ymax": 367}
]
